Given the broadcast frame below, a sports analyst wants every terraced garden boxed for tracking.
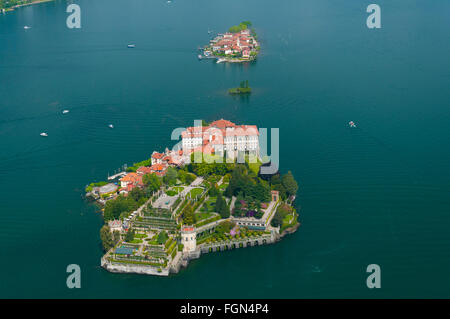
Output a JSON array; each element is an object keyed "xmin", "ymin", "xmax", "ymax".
[{"xmin": 189, "ymin": 187, "xmax": 203, "ymax": 198}]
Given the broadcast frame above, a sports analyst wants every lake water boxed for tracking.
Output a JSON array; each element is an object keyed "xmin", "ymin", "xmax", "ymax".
[{"xmin": 0, "ymin": 0, "xmax": 449, "ymax": 298}]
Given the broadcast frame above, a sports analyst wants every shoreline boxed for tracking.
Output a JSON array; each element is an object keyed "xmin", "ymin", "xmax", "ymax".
[
  {"xmin": 1, "ymin": 0, "xmax": 54, "ymax": 13},
  {"xmin": 215, "ymin": 56, "xmax": 256, "ymax": 64},
  {"xmin": 101, "ymin": 226, "xmax": 301, "ymax": 276}
]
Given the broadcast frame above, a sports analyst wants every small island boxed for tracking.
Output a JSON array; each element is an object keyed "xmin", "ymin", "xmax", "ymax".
[
  {"xmin": 88, "ymin": 119, "xmax": 299, "ymax": 276},
  {"xmin": 228, "ymin": 80, "xmax": 252, "ymax": 95},
  {"xmin": 199, "ymin": 21, "xmax": 260, "ymax": 63}
]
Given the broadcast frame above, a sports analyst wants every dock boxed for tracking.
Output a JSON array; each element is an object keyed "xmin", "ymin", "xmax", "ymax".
[{"xmin": 108, "ymin": 171, "xmax": 127, "ymax": 180}]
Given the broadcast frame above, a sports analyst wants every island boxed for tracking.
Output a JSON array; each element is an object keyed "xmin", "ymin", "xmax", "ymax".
[
  {"xmin": 228, "ymin": 80, "xmax": 252, "ymax": 95},
  {"xmin": 199, "ymin": 21, "xmax": 260, "ymax": 63},
  {"xmin": 88, "ymin": 119, "xmax": 299, "ymax": 276}
]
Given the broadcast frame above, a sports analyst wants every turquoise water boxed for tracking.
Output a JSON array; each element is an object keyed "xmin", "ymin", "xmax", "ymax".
[{"xmin": 1, "ymin": 0, "xmax": 449, "ymax": 298}]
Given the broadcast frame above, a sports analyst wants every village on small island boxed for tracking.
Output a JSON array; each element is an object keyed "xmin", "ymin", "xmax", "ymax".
[
  {"xmin": 199, "ymin": 21, "xmax": 260, "ymax": 63},
  {"xmin": 87, "ymin": 119, "xmax": 299, "ymax": 276}
]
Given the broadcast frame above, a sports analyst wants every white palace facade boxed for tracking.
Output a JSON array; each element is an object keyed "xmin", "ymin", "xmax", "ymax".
[{"xmin": 181, "ymin": 119, "xmax": 259, "ymax": 159}]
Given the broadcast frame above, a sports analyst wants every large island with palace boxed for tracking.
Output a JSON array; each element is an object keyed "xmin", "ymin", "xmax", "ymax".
[{"xmin": 87, "ymin": 119, "xmax": 299, "ymax": 276}]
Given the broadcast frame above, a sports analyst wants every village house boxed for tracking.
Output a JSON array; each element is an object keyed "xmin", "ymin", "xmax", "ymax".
[
  {"xmin": 119, "ymin": 172, "xmax": 143, "ymax": 189},
  {"xmin": 151, "ymin": 152, "xmax": 164, "ymax": 165}
]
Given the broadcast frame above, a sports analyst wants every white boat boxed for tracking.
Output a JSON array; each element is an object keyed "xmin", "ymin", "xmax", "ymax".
[
  {"xmin": 24, "ymin": 26, "xmax": 31, "ymax": 30},
  {"xmin": 216, "ymin": 58, "xmax": 226, "ymax": 64},
  {"xmin": 127, "ymin": 44, "xmax": 135, "ymax": 48},
  {"xmin": 40, "ymin": 132, "xmax": 48, "ymax": 137},
  {"xmin": 108, "ymin": 124, "xmax": 114, "ymax": 129},
  {"xmin": 62, "ymin": 110, "xmax": 69, "ymax": 114},
  {"xmin": 348, "ymin": 121, "xmax": 357, "ymax": 128}
]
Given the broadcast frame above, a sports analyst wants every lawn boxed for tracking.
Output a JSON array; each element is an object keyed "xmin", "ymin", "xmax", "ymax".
[
  {"xmin": 189, "ymin": 187, "xmax": 203, "ymax": 198},
  {"xmin": 173, "ymin": 186, "xmax": 184, "ymax": 193},
  {"xmin": 246, "ymin": 155, "xmax": 262, "ymax": 175},
  {"xmin": 281, "ymin": 212, "xmax": 297, "ymax": 230},
  {"xmin": 195, "ymin": 212, "xmax": 214, "ymax": 222},
  {"xmin": 128, "ymin": 239, "xmax": 143, "ymax": 244},
  {"xmin": 166, "ymin": 186, "xmax": 183, "ymax": 196}
]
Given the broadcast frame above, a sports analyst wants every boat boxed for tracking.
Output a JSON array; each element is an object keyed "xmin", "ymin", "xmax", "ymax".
[
  {"xmin": 62, "ymin": 110, "xmax": 69, "ymax": 114},
  {"xmin": 198, "ymin": 54, "xmax": 203, "ymax": 60},
  {"xmin": 40, "ymin": 132, "xmax": 48, "ymax": 137},
  {"xmin": 127, "ymin": 44, "xmax": 135, "ymax": 48},
  {"xmin": 24, "ymin": 26, "xmax": 31, "ymax": 30},
  {"xmin": 348, "ymin": 121, "xmax": 357, "ymax": 128},
  {"xmin": 216, "ymin": 58, "xmax": 226, "ymax": 64},
  {"xmin": 108, "ymin": 124, "xmax": 114, "ymax": 129}
]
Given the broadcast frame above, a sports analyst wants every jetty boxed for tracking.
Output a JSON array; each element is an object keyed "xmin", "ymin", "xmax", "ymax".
[{"xmin": 108, "ymin": 171, "xmax": 127, "ymax": 180}]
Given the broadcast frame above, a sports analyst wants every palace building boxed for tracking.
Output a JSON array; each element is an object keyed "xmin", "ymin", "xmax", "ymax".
[{"xmin": 181, "ymin": 119, "xmax": 259, "ymax": 159}]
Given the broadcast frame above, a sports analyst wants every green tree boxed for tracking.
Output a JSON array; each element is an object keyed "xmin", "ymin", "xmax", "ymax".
[
  {"xmin": 270, "ymin": 174, "xmax": 287, "ymax": 199},
  {"xmin": 125, "ymin": 228, "xmax": 135, "ymax": 242},
  {"xmin": 178, "ymin": 169, "xmax": 196, "ymax": 185},
  {"xmin": 129, "ymin": 187, "xmax": 145, "ymax": 202},
  {"xmin": 100, "ymin": 225, "xmax": 114, "ymax": 252},
  {"xmin": 157, "ymin": 231, "xmax": 169, "ymax": 245},
  {"xmin": 143, "ymin": 173, "xmax": 162, "ymax": 192},
  {"xmin": 271, "ymin": 213, "xmax": 283, "ymax": 227},
  {"xmin": 209, "ymin": 185, "xmax": 219, "ymax": 197},
  {"xmin": 281, "ymin": 171, "xmax": 298, "ymax": 197},
  {"xmin": 215, "ymin": 220, "xmax": 236, "ymax": 234},
  {"xmin": 112, "ymin": 230, "xmax": 121, "ymax": 244},
  {"xmin": 215, "ymin": 193, "xmax": 230, "ymax": 219},
  {"xmin": 103, "ymin": 195, "xmax": 138, "ymax": 221},
  {"xmin": 182, "ymin": 203, "xmax": 195, "ymax": 225},
  {"xmin": 163, "ymin": 167, "xmax": 178, "ymax": 185}
]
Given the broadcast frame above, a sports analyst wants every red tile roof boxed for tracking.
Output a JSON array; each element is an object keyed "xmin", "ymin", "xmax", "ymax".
[
  {"xmin": 120, "ymin": 173, "xmax": 143, "ymax": 186},
  {"xmin": 151, "ymin": 163, "xmax": 166, "ymax": 171},
  {"xmin": 152, "ymin": 152, "xmax": 164, "ymax": 159},
  {"xmin": 120, "ymin": 173, "xmax": 138, "ymax": 182},
  {"xmin": 209, "ymin": 119, "xmax": 236, "ymax": 129},
  {"xmin": 137, "ymin": 166, "xmax": 153, "ymax": 175}
]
